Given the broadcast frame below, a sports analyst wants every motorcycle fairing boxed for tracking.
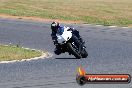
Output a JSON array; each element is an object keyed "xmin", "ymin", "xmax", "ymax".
[{"xmin": 56, "ymin": 27, "xmax": 72, "ymax": 44}]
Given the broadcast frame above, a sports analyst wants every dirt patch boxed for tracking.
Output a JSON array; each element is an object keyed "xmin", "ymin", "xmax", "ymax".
[
  {"xmin": 0, "ymin": 14, "xmax": 83, "ymax": 24},
  {"xmin": 128, "ymin": 24, "xmax": 132, "ymax": 28}
]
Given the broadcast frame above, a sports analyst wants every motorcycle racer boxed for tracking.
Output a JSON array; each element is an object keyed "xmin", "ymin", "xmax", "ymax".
[{"xmin": 51, "ymin": 22, "xmax": 84, "ymax": 55}]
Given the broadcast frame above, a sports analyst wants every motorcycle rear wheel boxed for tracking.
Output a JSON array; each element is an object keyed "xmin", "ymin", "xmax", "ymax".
[{"xmin": 81, "ymin": 49, "xmax": 88, "ymax": 58}]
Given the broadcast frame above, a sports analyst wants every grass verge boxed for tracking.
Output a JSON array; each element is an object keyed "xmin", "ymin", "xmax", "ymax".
[
  {"xmin": 0, "ymin": 0, "xmax": 132, "ymax": 27},
  {"xmin": 0, "ymin": 44, "xmax": 43, "ymax": 61}
]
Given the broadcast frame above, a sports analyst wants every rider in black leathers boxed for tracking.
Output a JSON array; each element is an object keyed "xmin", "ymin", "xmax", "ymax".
[{"xmin": 51, "ymin": 22, "xmax": 84, "ymax": 55}]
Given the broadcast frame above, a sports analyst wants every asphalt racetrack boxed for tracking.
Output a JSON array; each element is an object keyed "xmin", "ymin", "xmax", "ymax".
[{"xmin": 0, "ymin": 18, "xmax": 132, "ymax": 88}]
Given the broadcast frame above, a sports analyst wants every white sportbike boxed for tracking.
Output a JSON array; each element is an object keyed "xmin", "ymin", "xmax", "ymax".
[{"xmin": 56, "ymin": 27, "xmax": 88, "ymax": 59}]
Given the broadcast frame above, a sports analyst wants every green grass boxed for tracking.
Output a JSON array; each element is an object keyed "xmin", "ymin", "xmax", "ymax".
[
  {"xmin": 0, "ymin": 0, "xmax": 132, "ymax": 26},
  {"xmin": 0, "ymin": 45, "xmax": 42, "ymax": 61}
]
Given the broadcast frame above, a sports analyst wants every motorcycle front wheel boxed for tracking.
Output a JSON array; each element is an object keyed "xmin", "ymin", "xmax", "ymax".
[{"xmin": 67, "ymin": 43, "xmax": 82, "ymax": 59}]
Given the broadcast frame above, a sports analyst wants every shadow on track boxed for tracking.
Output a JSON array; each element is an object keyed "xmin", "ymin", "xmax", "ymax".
[{"xmin": 55, "ymin": 57, "xmax": 78, "ymax": 59}]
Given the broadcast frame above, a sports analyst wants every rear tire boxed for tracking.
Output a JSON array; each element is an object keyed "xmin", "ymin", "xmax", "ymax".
[
  {"xmin": 81, "ymin": 49, "xmax": 88, "ymax": 58},
  {"xmin": 67, "ymin": 43, "xmax": 82, "ymax": 59}
]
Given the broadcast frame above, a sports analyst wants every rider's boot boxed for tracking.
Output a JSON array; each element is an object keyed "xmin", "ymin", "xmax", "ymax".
[{"xmin": 54, "ymin": 45, "xmax": 62, "ymax": 55}]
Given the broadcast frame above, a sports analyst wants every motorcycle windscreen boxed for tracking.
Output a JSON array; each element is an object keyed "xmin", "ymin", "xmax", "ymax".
[{"xmin": 56, "ymin": 27, "xmax": 64, "ymax": 35}]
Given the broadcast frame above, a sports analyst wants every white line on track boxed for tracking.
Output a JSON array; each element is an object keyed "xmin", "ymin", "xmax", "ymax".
[{"xmin": 0, "ymin": 46, "xmax": 52, "ymax": 64}]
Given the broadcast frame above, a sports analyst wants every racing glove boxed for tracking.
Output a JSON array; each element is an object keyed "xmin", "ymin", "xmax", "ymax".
[{"xmin": 53, "ymin": 39, "xmax": 58, "ymax": 46}]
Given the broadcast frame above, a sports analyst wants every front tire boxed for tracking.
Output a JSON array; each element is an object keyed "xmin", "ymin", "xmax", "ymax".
[{"xmin": 67, "ymin": 43, "xmax": 82, "ymax": 59}]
